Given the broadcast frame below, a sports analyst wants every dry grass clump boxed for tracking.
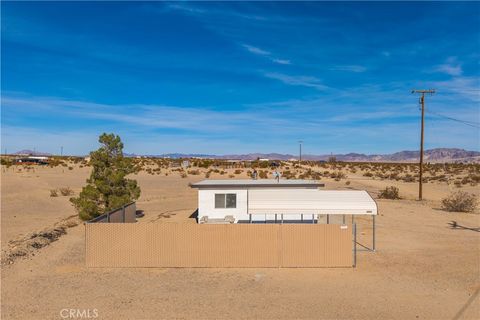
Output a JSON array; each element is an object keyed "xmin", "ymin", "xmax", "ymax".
[
  {"xmin": 258, "ymin": 170, "xmax": 268, "ymax": 179},
  {"xmin": 441, "ymin": 191, "xmax": 478, "ymax": 213},
  {"xmin": 50, "ymin": 187, "xmax": 74, "ymax": 197},
  {"xmin": 378, "ymin": 186, "xmax": 401, "ymax": 200},
  {"xmin": 330, "ymin": 171, "xmax": 346, "ymax": 181},
  {"xmin": 59, "ymin": 187, "xmax": 74, "ymax": 196},
  {"xmin": 282, "ymin": 170, "xmax": 296, "ymax": 179}
]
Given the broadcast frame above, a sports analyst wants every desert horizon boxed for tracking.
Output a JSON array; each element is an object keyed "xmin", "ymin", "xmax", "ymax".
[{"xmin": 6, "ymin": 146, "xmax": 480, "ymax": 163}]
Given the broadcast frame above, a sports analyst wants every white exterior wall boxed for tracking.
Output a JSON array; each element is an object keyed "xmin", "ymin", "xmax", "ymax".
[
  {"xmin": 198, "ymin": 189, "xmax": 249, "ymax": 222},
  {"xmin": 195, "ymin": 188, "xmax": 377, "ymax": 223}
]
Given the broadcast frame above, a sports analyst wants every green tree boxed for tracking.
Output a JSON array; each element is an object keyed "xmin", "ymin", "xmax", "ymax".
[{"xmin": 70, "ymin": 133, "xmax": 141, "ymax": 220}]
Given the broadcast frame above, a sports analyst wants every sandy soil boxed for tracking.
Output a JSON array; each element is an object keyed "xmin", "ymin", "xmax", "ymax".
[{"xmin": 1, "ymin": 164, "xmax": 479, "ymax": 319}]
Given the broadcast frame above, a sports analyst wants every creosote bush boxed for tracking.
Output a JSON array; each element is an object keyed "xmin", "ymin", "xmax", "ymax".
[
  {"xmin": 378, "ymin": 186, "xmax": 400, "ymax": 200},
  {"xmin": 59, "ymin": 187, "xmax": 74, "ymax": 196},
  {"xmin": 258, "ymin": 170, "xmax": 268, "ymax": 179},
  {"xmin": 50, "ymin": 189, "xmax": 58, "ymax": 197},
  {"xmin": 441, "ymin": 191, "xmax": 478, "ymax": 213}
]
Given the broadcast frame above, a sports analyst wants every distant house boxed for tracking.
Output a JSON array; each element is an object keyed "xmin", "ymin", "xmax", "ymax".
[{"xmin": 15, "ymin": 156, "xmax": 49, "ymax": 165}]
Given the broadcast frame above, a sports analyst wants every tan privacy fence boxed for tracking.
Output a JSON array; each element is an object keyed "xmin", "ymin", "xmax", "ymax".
[
  {"xmin": 85, "ymin": 223, "xmax": 353, "ymax": 268},
  {"xmin": 87, "ymin": 202, "xmax": 137, "ymax": 223}
]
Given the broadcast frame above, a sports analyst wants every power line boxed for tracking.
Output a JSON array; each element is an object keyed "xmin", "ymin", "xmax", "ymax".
[{"xmin": 426, "ymin": 110, "xmax": 480, "ymax": 128}]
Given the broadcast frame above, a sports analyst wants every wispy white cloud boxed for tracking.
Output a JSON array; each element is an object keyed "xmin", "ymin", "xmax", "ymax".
[
  {"xmin": 433, "ymin": 57, "xmax": 462, "ymax": 76},
  {"xmin": 241, "ymin": 43, "xmax": 291, "ymax": 65},
  {"xmin": 271, "ymin": 58, "xmax": 291, "ymax": 65},
  {"xmin": 429, "ymin": 76, "xmax": 480, "ymax": 102},
  {"xmin": 3, "ymin": 92, "xmax": 478, "ymax": 155},
  {"xmin": 166, "ymin": 3, "xmax": 207, "ymax": 15},
  {"xmin": 330, "ymin": 65, "xmax": 367, "ymax": 73},
  {"xmin": 1, "ymin": 93, "xmax": 294, "ymax": 134},
  {"xmin": 164, "ymin": 3, "xmax": 268, "ymax": 22},
  {"xmin": 263, "ymin": 72, "xmax": 329, "ymax": 90},
  {"xmin": 242, "ymin": 44, "xmax": 270, "ymax": 56}
]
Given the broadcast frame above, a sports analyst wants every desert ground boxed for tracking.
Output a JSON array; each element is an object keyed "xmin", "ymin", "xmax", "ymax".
[{"xmin": 1, "ymin": 159, "xmax": 479, "ymax": 319}]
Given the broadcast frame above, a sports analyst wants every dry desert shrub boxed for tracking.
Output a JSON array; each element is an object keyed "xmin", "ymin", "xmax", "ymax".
[
  {"xmin": 378, "ymin": 186, "xmax": 400, "ymax": 200},
  {"xmin": 282, "ymin": 170, "xmax": 296, "ymax": 179},
  {"xmin": 187, "ymin": 169, "xmax": 200, "ymax": 175},
  {"xmin": 330, "ymin": 171, "xmax": 346, "ymax": 181},
  {"xmin": 441, "ymin": 191, "xmax": 478, "ymax": 213},
  {"xmin": 59, "ymin": 187, "xmax": 74, "ymax": 196},
  {"xmin": 258, "ymin": 170, "xmax": 268, "ymax": 179},
  {"xmin": 50, "ymin": 189, "xmax": 58, "ymax": 197},
  {"xmin": 402, "ymin": 174, "xmax": 415, "ymax": 182}
]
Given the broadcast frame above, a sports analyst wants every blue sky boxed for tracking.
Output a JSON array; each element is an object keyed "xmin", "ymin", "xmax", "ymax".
[{"xmin": 2, "ymin": 2, "xmax": 479, "ymax": 156}]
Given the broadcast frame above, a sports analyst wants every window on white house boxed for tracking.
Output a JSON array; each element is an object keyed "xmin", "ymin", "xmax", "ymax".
[{"xmin": 214, "ymin": 193, "xmax": 237, "ymax": 208}]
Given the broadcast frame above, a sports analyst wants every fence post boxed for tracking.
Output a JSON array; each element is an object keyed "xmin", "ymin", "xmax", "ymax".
[
  {"xmin": 122, "ymin": 205, "xmax": 126, "ymax": 223},
  {"xmin": 353, "ymin": 223, "xmax": 357, "ymax": 267},
  {"xmin": 278, "ymin": 224, "xmax": 282, "ymax": 268},
  {"xmin": 107, "ymin": 211, "xmax": 110, "ymax": 223}
]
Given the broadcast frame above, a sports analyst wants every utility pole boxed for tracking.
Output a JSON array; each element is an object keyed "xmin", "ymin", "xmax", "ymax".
[
  {"xmin": 411, "ymin": 89, "xmax": 435, "ymax": 200},
  {"xmin": 298, "ymin": 140, "xmax": 303, "ymax": 162},
  {"xmin": 61, "ymin": 146, "xmax": 63, "ymax": 157}
]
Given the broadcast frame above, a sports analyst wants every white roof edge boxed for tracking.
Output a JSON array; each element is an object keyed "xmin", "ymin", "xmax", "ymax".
[
  {"xmin": 191, "ymin": 179, "xmax": 325, "ymax": 188},
  {"xmin": 247, "ymin": 189, "xmax": 378, "ymax": 215}
]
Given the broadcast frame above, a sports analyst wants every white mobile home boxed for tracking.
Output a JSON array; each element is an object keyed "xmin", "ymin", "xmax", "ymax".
[{"xmin": 190, "ymin": 179, "xmax": 377, "ymax": 224}]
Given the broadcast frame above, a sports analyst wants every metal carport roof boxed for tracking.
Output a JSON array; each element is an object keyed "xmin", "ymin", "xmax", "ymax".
[{"xmin": 248, "ymin": 190, "xmax": 377, "ymax": 215}]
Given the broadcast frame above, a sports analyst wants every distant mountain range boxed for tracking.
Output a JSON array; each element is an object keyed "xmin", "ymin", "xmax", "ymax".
[
  {"xmin": 11, "ymin": 148, "xmax": 480, "ymax": 163},
  {"xmin": 12, "ymin": 149, "xmax": 53, "ymax": 156},
  {"xmin": 143, "ymin": 148, "xmax": 480, "ymax": 163}
]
